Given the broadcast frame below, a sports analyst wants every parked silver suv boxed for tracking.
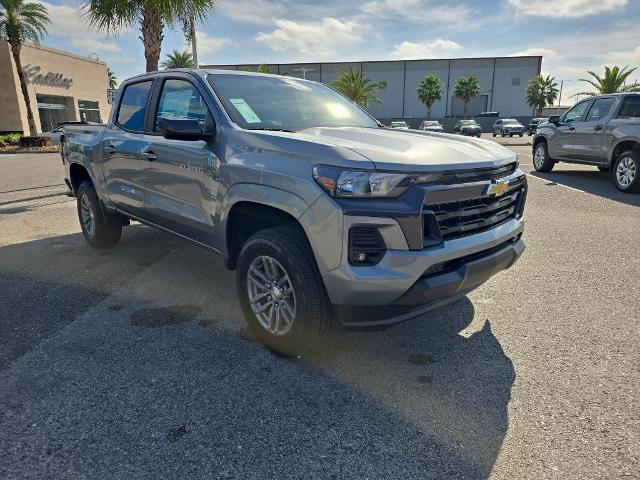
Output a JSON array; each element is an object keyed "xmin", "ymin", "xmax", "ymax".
[
  {"xmin": 533, "ymin": 93, "xmax": 640, "ymax": 192},
  {"xmin": 63, "ymin": 70, "xmax": 527, "ymax": 356},
  {"xmin": 493, "ymin": 119, "xmax": 525, "ymax": 137}
]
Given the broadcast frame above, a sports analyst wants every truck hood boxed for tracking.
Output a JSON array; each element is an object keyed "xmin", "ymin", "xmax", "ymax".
[{"xmin": 291, "ymin": 127, "xmax": 515, "ymax": 172}]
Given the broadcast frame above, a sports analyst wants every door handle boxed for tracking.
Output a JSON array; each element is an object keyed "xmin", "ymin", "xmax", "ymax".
[
  {"xmin": 142, "ymin": 151, "xmax": 157, "ymax": 161},
  {"xmin": 568, "ymin": 126, "xmax": 575, "ymax": 131},
  {"xmin": 105, "ymin": 144, "xmax": 117, "ymax": 154},
  {"xmin": 594, "ymin": 125, "xmax": 603, "ymax": 131}
]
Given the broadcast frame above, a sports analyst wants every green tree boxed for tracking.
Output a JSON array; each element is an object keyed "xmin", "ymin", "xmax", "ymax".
[
  {"xmin": 258, "ymin": 64, "xmax": 269, "ymax": 74},
  {"xmin": 160, "ymin": 49, "xmax": 193, "ymax": 69},
  {"xmin": 526, "ymin": 74, "xmax": 559, "ymax": 116},
  {"xmin": 0, "ymin": 0, "xmax": 49, "ymax": 136},
  {"xmin": 453, "ymin": 74, "xmax": 481, "ymax": 118},
  {"xmin": 107, "ymin": 66, "xmax": 117, "ymax": 89},
  {"xmin": 573, "ymin": 65, "xmax": 640, "ymax": 97},
  {"xmin": 331, "ymin": 66, "xmax": 386, "ymax": 108},
  {"xmin": 83, "ymin": 0, "xmax": 218, "ymax": 72},
  {"xmin": 417, "ymin": 74, "xmax": 443, "ymax": 119}
]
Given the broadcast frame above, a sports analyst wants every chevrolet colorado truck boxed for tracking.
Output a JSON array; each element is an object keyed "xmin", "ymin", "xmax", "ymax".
[
  {"xmin": 63, "ymin": 70, "xmax": 527, "ymax": 356},
  {"xmin": 533, "ymin": 93, "xmax": 640, "ymax": 193}
]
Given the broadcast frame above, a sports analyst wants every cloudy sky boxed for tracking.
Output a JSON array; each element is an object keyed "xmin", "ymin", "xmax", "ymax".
[{"xmin": 37, "ymin": 0, "xmax": 640, "ymax": 101}]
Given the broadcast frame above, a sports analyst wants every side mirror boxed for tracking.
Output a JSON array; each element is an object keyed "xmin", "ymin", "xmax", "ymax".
[
  {"xmin": 158, "ymin": 118, "xmax": 214, "ymax": 141},
  {"xmin": 548, "ymin": 115, "xmax": 561, "ymax": 125}
]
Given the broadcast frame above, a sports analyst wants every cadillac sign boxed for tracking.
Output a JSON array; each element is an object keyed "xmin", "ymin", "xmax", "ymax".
[{"xmin": 22, "ymin": 65, "xmax": 73, "ymax": 89}]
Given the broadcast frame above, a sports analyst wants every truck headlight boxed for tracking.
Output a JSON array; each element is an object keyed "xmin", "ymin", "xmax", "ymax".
[{"xmin": 313, "ymin": 165, "xmax": 438, "ymax": 198}]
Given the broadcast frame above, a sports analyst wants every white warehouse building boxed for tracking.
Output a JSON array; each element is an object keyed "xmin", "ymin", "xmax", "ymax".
[{"xmin": 202, "ymin": 56, "xmax": 542, "ymax": 127}]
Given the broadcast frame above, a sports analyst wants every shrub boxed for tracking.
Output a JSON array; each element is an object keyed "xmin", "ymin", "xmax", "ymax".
[{"xmin": 0, "ymin": 133, "xmax": 23, "ymax": 145}]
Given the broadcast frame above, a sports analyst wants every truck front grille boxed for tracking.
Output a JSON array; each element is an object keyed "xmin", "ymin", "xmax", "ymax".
[{"xmin": 430, "ymin": 188, "xmax": 523, "ymax": 241}]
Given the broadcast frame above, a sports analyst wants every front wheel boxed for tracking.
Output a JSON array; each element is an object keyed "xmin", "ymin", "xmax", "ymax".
[
  {"xmin": 613, "ymin": 150, "xmax": 640, "ymax": 193},
  {"xmin": 492, "ymin": 131, "xmax": 496, "ymax": 137},
  {"xmin": 236, "ymin": 226, "xmax": 334, "ymax": 357},
  {"xmin": 519, "ymin": 133, "xmax": 524, "ymax": 137},
  {"xmin": 76, "ymin": 181, "xmax": 122, "ymax": 248},
  {"xmin": 533, "ymin": 141, "xmax": 555, "ymax": 172}
]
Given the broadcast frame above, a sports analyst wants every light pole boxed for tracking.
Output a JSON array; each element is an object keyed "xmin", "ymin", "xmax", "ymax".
[
  {"xmin": 557, "ymin": 80, "xmax": 563, "ymax": 115},
  {"xmin": 294, "ymin": 67, "xmax": 315, "ymax": 79}
]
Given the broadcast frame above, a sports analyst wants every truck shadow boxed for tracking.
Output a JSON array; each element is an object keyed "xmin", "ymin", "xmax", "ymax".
[
  {"xmin": 0, "ymin": 225, "xmax": 513, "ymax": 479},
  {"xmin": 528, "ymin": 169, "xmax": 640, "ymax": 207}
]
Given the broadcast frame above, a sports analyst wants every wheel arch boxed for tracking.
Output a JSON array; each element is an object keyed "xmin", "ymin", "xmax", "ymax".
[
  {"xmin": 611, "ymin": 140, "xmax": 640, "ymax": 167},
  {"xmin": 69, "ymin": 162, "xmax": 93, "ymax": 194}
]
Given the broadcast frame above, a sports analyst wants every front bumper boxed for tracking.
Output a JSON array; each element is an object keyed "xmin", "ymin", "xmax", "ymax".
[
  {"xmin": 460, "ymin": 129, "xmax": 482, "ymax": 136},
  {"xmin": 334, "ymin": 234, "xmax": 524, "ymax": 328}
]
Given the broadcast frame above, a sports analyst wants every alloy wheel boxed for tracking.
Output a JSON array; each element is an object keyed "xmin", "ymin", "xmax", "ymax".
[
  {"xmin": 616, "ymin": 156, "xmax": 636, "ymax": 188},
  {"xmin": 534, "ymin": 145, "xmax": 546, "ymax": 169},
  {"xmin": 80, "ymin": 194, "xmax": 96, "ymax": 237},
  {"xmin": 247, "ymin": 255, "xmax": 296, "ymax": 336}
]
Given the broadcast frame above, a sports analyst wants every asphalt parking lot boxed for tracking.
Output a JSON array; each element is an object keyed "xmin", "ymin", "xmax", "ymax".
[{"xmin": 1, "ymin": 150, "xmax": 638, "ymax": 479}]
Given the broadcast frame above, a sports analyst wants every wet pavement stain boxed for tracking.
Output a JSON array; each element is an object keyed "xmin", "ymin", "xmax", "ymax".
[
  {"xmin": 131, "ymin": 305, "xmax": 202, "ymax": 328},
  {"xmin": 416, "ymin": 375, "xmax": 434, "ymax": 384},
  {"xmin": 237, "ymin": 326, "xmax": 256, "ymax": 342},
  {"xmin": 167, "ymin": 425, "xmax": 189, "ymax": 443},
  {"xmin": 198, "ymin": 318, "xmax": 219, "ymax": 327},
  {"xmin": 408, "ymin": 354, "xmax": 435, "ymax": 366}
]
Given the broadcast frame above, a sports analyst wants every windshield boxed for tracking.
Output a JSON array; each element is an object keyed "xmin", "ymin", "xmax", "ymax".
[
  {"xmin": 424, "ymin": 121, "xmax": 439, "ymax": 126},
  {"xmin": 207, "ymin": 74, "xmax": 378, "ymax": 131},
  {"xmin": 391, "ymin": 121, "xmax": 408, "ymax": 127},
  {"xmin": 460, "ymin": 120, "xmax": 478, "ymax": 126},
  {"xmin": 503, "ymin": 119, "xmax": 519, "ymax": 124}
]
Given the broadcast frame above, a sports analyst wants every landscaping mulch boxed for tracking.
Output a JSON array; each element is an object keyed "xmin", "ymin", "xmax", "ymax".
[{"xmin": 0, "ymin": 145, "xmax": 61, "ymax": 154}]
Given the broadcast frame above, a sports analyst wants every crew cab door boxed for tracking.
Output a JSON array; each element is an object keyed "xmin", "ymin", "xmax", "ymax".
[
  {"xmin": 141, "ymin": 76, "xmax": 220, "ymax": 245},
  {"xmin": 101, "ymin": 80, "xmax": 154, "ymax": 218},
  {"xmin": 572, "ymin": 96, "xmax": 616, "ymax": 163},
  {"xmin": 549, "ymin": 99, "xmax": 591, "ymax": 159}
]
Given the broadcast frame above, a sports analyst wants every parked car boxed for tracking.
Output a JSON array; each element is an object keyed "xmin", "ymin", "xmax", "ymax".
[
  {"xmin": 527, "ymin": 118, "xmax": 548, "ymax": 136},
  {"xmin": 418, "ymin": 120, "xmax": 444, "ymax": 132},
  {"xmin": 493, "ymin": 119, "xmax": 525, "ymax": 137},
  {"xmin": 390, "ymin": 120, "xmax": 409, "ymax": 129},
  {"xmin": 479, "ymin": 111, "xmax": 499, "ymax": 118},
  {"xmin": 533, "ymin": 93, "xmax": 640, "ymax": 193},
  {"xmin": 453, "ymin": 119, "xmax": 482, "ymax": 137},
  {"xmin": 63, "ymin": 69, "xmax": 527, "ymax": 356},
  {"xmin": 40, "ymin": 126, "xmax": 64, "ymax": 144}
]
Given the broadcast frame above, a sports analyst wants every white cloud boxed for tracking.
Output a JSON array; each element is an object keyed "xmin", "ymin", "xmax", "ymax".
[
  {"xmin": 507, "ymin": 0, "xmax": 627, "ymax": 18},
  {"xmin": 219, "ymin": 0, "xmax": 287, "ymax": 24},
  {"xmin": 599, "ymin": 46, "xmax": 640, "ymax": 65},
  {"xmin": 69, "ymin": 37, "xmax": 121, "ymax": 53},
  {"xmin": 389, "ymin": 39, "xmax": 462, "ymax": 60},
  {"xmin": 195, "ymin": 32, "xmax": 235, "ymax": 55},
  {"xmin": 510, "ymin": 47, "xmax": 559, "ymax": 58},
  {"xmin": 362, "ymin": 0, "xmax": 472, "ymax": 23},
  {"xmin": 256, "ymin": 17, "xmax": 364, "ymax": 57},
  {"xmin": 35, "ymin": 1, "xmax": 91, "ymax": 37}
]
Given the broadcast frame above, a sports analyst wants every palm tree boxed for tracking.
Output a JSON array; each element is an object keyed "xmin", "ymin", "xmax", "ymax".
[
  {"xmin": 526, "ymin": 75, "xmax": 559, "ymax": 116},
  {"xmin": 573, "ymin": 65, "xmax": 640, "ymax": 97},
  {"xmin": 453, "ymin": 74, "xmax": 481, "ymax": 118},
  {"xmin": 0, "ymin": 0, "xmax": 49, "ymax": 136},
  {"xmin": 107, "ymin": 67, "xmax": 117, "ymax": 89},
  {"xmin": 417, "ymin": 74, "xmax": 443, "ymax": 119},
  {"xmin": 331, "ymin": 66, "xmax": 386, "ymax": 108},
  {"xmin": 258, "ymin": 64, "xmax": 269, "ymax": 74},
  {"xmin": 161, "ymin": 49, "xmax": 193, "ymax": 69},
  {"xmin": 83, "ymin": 0, "xmax": 218, "ymax": 72}
]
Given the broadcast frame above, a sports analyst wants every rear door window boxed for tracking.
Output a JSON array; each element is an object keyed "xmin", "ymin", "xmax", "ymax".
[
  {"xmin": 585, "ymin": 97, "xmax": 615, "ymax": 122},
  {"xmin": 116, "ymin": 81, "xmax": 153, "ymax": 132},
  {"xmin": 617, "ymin": 96, "xmax": 640, "ymax": 118}
]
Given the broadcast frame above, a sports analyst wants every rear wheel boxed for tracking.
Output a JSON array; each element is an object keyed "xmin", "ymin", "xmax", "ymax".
[
  {"xmin": 236, "ymin": 226, "xmax": 334, "ymax": 357},
  {"xmin": 492, "ymin": 130, "xmax": 497, "ymax": 137},
  {"xmin": 613, "ymin": 150, "xmax": 640, "ymax": 193},
  {"xmin": 533, "ymin": 141, "xmax": 555, "ymax": 172},
  {"xmin": 519, "ymin": 133, "xmax": 524, "ymax": 137},
  {"xmin": 76, "ymin": 181, "xmax": 122, "ymax": 248}
]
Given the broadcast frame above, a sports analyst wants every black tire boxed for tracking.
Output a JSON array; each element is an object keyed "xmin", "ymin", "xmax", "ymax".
[
  {"xmin": 509, "ymin": 133, "xmax": 514, "ymax": 137},
  {"xmin": 597, "ymin": 166, "xmax": 609, "ymax": 173},
  {"xmin": 76, "ymin": 181, "xmax": 122, "ymax": 248},
  {"xmin": 519, "ymin": 133, "xmax": 524, "ymax": 137},
  {"xmin": 477, "ymin": 133, "xmax": 481, "ymax": 138},
  {"xmin": 492, "ymin": 131, "xmax": 496, "ymax": 137},
  {"xmin": 532, "ymin": 141, "xmax": 555, "ymax": 172},
  {"xmin": 612, "ymin": 150, "xmax": 640, "ymax": 193},
  {"xmin": 501, "ymin": 131, "xmax": 506, "ymax": 137},
  {"xmin": 236, "ymin": 226, "xmax": 334, "ymax": 357}
]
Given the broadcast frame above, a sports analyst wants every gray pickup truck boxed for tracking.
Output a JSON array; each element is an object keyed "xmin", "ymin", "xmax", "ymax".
[
  {"xmin": 63, "ymin": 69, "xmax": 527, "ymax": 356},
  {"xmin": 533, "ymin": 93, "xmax": 640, "ymax": 193}
]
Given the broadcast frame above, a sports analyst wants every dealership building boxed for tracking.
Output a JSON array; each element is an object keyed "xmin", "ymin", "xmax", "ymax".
[
  {"xmin": 203, "ymin": 56, "xmax": 542, "ymax": 126},
  {"xmin": 0, "ymin": 40, "xmax": 110, "ymax": 134}
]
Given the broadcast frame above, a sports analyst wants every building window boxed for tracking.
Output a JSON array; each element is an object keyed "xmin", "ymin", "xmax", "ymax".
[
  {"xmin": 37, "ymin": 94, "xmax": 71, "ymax": 132},
  {"xmin": 79, "ymin": 100, "xmax": 101, "ymax": 123}
]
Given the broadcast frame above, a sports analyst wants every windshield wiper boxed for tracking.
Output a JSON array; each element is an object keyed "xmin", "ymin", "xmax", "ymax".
[{"xmin": 248, "ymin": 127, "xmax": 296, "ymax": 133}]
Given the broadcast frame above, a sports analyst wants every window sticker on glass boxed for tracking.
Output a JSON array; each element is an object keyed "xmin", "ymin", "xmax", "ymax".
[{"xmin": 229, "ymin": 98, "xmax": 261, "ymax": 124}]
